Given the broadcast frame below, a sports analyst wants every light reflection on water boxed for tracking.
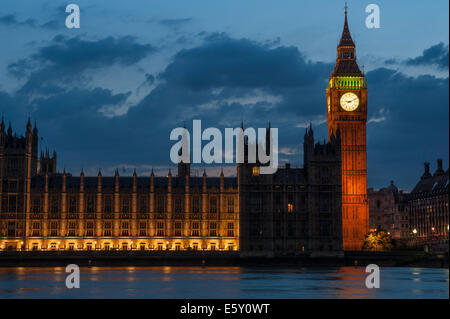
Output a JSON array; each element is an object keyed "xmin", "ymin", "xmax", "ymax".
[{"xmin": 0, "ymin": 266, "xmax": 447, "ymax": 299}]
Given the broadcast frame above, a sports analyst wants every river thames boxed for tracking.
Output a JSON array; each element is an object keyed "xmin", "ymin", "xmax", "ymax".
[{"xmin": 0, "ymin": 266, "xmax": 448, "ymax": 298}]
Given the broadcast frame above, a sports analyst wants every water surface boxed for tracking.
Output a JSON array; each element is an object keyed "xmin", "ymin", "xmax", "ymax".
[{"xmin": 0, "ymin": 266, "xmax": 447, "ymax": 298}]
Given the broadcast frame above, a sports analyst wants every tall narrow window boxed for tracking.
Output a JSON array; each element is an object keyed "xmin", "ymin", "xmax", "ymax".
[
  {"xmin": 121, "ymin": 222, "xmax": 129, "ymax": 236},
  {"xmin": 157, "ymin": 222, "xmax": 164, "ymax": 236},
  {"xmin": 174, "ymin": 222, "xmax": 182, "ymax": 236},
  {"xmin": 32, "ymin": 198, "xmax": 41, "ymax": 214},
  {"xmin": 287, "ymin": 203, "xmax": 294, "ymax": 213},
  {"xmin": 174, "ymin": 198, "xmax": 182, "ymax": 213},
  {"xmin": 227, "ymin": 223, "xmax": 234, "ymax": 237},
  {"xmin": 86, "ymin": 197, "xmax": 95, "ymax": 213},
  {"xmin": 122, "ymin": 198, "xmax": 130, "ymax": 213},
  {"xmin": 157, "ymin": 197, "xmax": 165, "ymax": 213},
  {"xmin": 69, "ymin": 198, "xmax": 77, "ymax": 214},
  {"xmin": 209, "ymin": 222, "xmax": 217, "ymax": 237},
  {"xmin": 68, "ymin": 222, "xmax": 76, "ymax": 236},
  {"xmin": 104, "ymin": 197, "xmax": 112, "ymax": 213},
  {"xmin": 51, "ymin": 197, "xmax": 59, "ymax": 214},
  {"xmin": 192, "ymin": 197, "xmax": 200, "ymax": 213},
  {"xmin": 7, "ymin": 221, "xmax": 16, "ymax": 237},
  {"xmin": 50, "ymin": 222, "xmax": 58, "ymax": 236},
  {"xmin": 104, "ymin": 222, "xmax": 112, "ymax": 236},
  {"xmin": 139, "ymin": 222, "xmax": 147, "ymax": 236},
  {"xmin": 227, "ymin": 198, "xmax": 234, "ymax": 213},
  {"xmin": 209, "ymin": 198, "xmax": 217, "ymax": 214},
  {"xmin": 32, "ymin": 222, "xmax": 40, "ymax": 236},
  {"xmin": 192, "ymin": 222, "xmax": 200, "ymax": 236},
  {"xmin": 86, "ymin": 222, "xmax": 94, "ymax": 237},
  {"xmin": 139, "ymin": 197, "xmax": 147, "ymax": 214},
  {"xmin": 8, "ymin": 195, "xmax": 17, "ymax": 213}
]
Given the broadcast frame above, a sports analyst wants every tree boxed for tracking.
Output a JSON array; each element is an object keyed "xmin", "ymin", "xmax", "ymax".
[{"xmin": 363, "ymin": 230, "xmax": 393, "ymax": 251}]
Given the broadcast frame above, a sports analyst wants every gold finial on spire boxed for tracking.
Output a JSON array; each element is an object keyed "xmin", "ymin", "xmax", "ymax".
[{"xmin": 345, "ymin": 2, "xmax": 348, "ymax": 15}]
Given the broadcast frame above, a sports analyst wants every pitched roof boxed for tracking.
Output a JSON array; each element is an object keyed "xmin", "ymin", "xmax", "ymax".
[
  {"xmin": 338, "ymin": 13, "xmax": 355, "ymax": 47},
  {"xmin": 409, "ymin": 170, "xmax": 449, "ymax": 197}
]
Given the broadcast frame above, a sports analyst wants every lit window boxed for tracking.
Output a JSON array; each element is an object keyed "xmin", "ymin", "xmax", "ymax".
[
  {"xmin": 252, "ymin": 167, "xmax": 260, "ymax": 176},
  {"xmin": 287, "ymin": 203, "xmax": 294, "ymax": 212}
]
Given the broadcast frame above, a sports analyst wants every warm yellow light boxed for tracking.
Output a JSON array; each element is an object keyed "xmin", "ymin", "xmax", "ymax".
[
  {"xmin": 412, "ymin": 229, "xmax": 417, "ymax": 234},
  {"xmin": 252, "ymin": 166, "xmax": 260, "ymax": 176}
]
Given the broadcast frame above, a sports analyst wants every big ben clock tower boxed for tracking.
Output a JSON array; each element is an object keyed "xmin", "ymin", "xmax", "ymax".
[{"xmin": 327, "ymin": 6, "xmax": 369, "ymax": 250}]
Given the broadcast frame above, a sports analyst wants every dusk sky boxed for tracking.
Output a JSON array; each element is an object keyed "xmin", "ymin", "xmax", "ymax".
[{"xmin": 0, "ymin": 0, "xmax": 448, "ymax": 191}]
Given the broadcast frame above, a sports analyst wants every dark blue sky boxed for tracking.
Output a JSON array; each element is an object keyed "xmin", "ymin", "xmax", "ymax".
[{"xmin": 0, "ymin": 0, "xmax": 448, "ymax": 191}]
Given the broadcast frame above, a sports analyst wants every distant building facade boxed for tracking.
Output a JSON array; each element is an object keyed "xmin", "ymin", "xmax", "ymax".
[
  {"xmin": 406, "ymin": 160, "xmax": 449, "ymax": 247},
  {"xmin": 368, "ymin": 181, "xmax": 408, "ymax": 239}
]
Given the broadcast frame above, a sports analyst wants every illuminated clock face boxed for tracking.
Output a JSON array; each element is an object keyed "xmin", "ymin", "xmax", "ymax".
[
  {"xmin": 340, "ymin": 92, "xmax": 359, "ymax": 111},
  {"xmin": 327, "ymin": 96, "xmax": 331, "ymax": 113}
]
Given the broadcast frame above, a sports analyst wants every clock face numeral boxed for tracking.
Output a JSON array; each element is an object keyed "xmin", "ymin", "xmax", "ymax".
[{"xmin": 340, "ymin": 92, "xmax": 359, "ymax": 111}]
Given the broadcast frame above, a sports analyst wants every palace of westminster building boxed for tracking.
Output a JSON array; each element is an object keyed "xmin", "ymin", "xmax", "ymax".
[{"xmin": 0, "ymin": 10, "xmax": 369, "ymax": 255}]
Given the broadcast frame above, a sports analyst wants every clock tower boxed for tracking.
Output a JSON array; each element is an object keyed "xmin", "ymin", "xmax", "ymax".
[{"xmin": 327, "ymin": 6, "xmax": 369, "ymax": 250}]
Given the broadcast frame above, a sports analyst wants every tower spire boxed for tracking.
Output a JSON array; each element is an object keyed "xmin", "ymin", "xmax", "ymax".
[
  {"xmin": 339, "ymin": 3, "xmax": 354, "ymax": 48},
  {"xmin": 332, "ymin": 3, "xmax": 362, "ymax": 77}
]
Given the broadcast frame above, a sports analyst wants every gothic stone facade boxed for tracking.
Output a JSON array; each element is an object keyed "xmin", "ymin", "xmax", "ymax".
[
  {"xmin": 0, "ymin": 120, "xmax": 342, "ymax": 256},
  {"xmin": 368, "ymin": 181, "xmax": 408, "ymax": 240},
  {"xmin": 406, "ymin": 160, "xmax": 449, "ymax": 247}
]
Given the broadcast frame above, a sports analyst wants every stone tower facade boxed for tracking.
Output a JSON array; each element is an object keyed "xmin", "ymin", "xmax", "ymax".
[
  {"xmin": 238, "ymin": 125, "xmax": 342, "ymax": 256},
  {"xmin": 326, "ymin": 8, "xmax": 369, "ymax": 250}
]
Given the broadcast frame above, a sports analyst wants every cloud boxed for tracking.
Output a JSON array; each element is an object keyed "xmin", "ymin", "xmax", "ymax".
[
  {"xmin": 161, "ymin": 33, "xmax": 330, "ymax": 91},
  {"xmin": 0, "ymin": 14, "xmax": 37, "ymax": 27},
  {"xmin": 406, "ymin": 43, "xmax": 449, "ymax": 69},
  {"xmin": 365, "ymin": 67, "xmax": 448, "ymax": 188},
  {"xmin": 9, "ymin": 35, "xmax": 156, "ymax": 95},
  {"xmin": 1, "ymin": 33, "xmax": 448, "ymax": 190},
  {"xmin": 159, "ymin": 18, "xmax": 193, "ymax": 29},
  {"xmin": 41, "ymin": 19, "xmax": 63, "ymax": 30},
  {"xmin": 367, "ymin": 107, "xmax": 388, "ymax": 124},
  {"xmin": 0, "ymin": 14, "xmax": 63, "ymax": 30}
]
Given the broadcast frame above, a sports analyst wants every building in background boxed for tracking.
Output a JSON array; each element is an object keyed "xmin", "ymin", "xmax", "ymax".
[
  {"xmin": 368, "ymin": 181, "xmax": 408, "ymax": 240},
  {"xmin": 0, "ymin": 119, "xmax": 343, "ymax": 256},
  {"xmin": 405, "ymin": 160, "xmax": 449, "ymax": 250}
]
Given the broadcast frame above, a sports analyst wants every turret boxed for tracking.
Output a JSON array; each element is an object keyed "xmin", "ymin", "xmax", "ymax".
[
  {"xmin": 80, "ymin": 169, "xmax": 84, "ymax": 192},
  {"xmin": 168, "ymin": 168, "xmax": 172, "ymax": 193},
  {"xmin": 202, "ymin": 169, "xmax": 207, "ymax": 192},
  {"xmin": 114, "ymin": 168, "xmax": 120, "ymax": 192},
  {"xmin": 434, "ymin": 159, "xmax": 444, "ymax": 176},
  {"xmin": 62, "ymin": 168, "xmax": 67, "ymax": 193},
  {"xmin": 421, "ymin": 162, "xmax": 431, "ymax": 179},
  {"xmin": 150, "ymin": 168, "xmax": 154, "ymax": 193},
  {"xmin": 97, "ymin": 169, "xmax": 102, "ymax": 192},
  {"xmin": 177, "ymin": 123, "xmax": 191, "ymax": 177},
  {"xmin": 220, "ymin": 168, "xmax": 224, "ymax": 192},
  {"xmin": 7, "ymin": 121, "xmax": 12, "ymax": 136},
  {"xmin": 133, "ymin": 169, "xmax": 137, "ymax": 192},
  {"xmin": 0, "ymin": 116, "xmax": 5, "ymax": 147}
]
